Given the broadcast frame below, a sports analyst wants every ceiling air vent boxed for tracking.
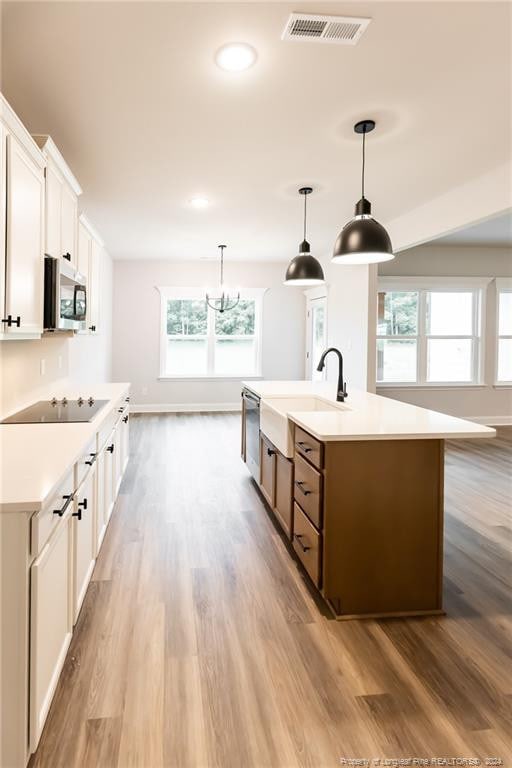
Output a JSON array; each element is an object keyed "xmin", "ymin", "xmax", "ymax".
[{"xmin": 282, "ymin": 13, "xmax": 371, "ymax": 45}]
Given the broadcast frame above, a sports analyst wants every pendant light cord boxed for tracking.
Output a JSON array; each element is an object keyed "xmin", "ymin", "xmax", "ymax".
[
  {"xmin": 361, "ymin": 129, "xmax": 366, "ymax": 200},
  {"xmin": 219, "ymin": 245, "xmax": 224, "ymax": 286},
  {"xmin": 303, "ymin": 192, "xmax": 307, "ymax": 241}
]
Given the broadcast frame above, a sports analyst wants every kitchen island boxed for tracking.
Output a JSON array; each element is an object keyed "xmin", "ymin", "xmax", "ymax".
[{"xmin": 241, "ymin": 380, "xmax": 495, "ymax": 620}]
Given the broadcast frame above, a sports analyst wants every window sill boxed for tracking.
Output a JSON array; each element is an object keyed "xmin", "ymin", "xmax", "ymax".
[
  {"xmin": 376, "ymin": 383, "xmax": 487, "ymax": 391},
  {"xmin": 493, "ymin": 383, "xmax": 512, "ymax": 389},
  {"xmin": 158, "ymin": 375, "xmax": 263, "ymax": 382}
]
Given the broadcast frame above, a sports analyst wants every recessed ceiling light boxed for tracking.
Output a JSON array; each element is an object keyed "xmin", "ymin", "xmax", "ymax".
[
  {"xmin": 215, "ymin": 43, "xmax": 257, "ymax": 72},
  {"xmin": 190, "ymin": 196, "xmax": 210, "ymax": 209}
]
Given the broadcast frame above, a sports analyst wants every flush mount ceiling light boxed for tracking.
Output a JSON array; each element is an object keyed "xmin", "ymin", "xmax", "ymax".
[
  {"xmin": 332, "ymin": 119, "xmax": 394, "ymax": 265},
  {"xmin": 215, "ymin": 43, "xmax": 257, "ymax": 72},
  {"xmin": 284, "ymin": 187, "xmax": 325, "ymax": 286},
  {"xmin": 205, "ymin": 245, "xmax": 240, "ymax": 313},
  {"xmin": 190, "ymin": 196, "xmax": 210, "ymax": 209}
]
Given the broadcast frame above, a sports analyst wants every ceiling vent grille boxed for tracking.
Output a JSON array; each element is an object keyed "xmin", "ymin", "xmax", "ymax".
[{"xmin": 282, "ymin": 13, "xmax": 371, "ymax": 45}]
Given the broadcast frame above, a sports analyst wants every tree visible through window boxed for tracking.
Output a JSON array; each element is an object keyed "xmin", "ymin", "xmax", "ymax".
[
  {"xmin": 377, "ymin": 284, "xmax": 482, "ymax": 385},
  {"xmin": 160, "ymin": 290, "xmax": 262, "ymax": 377}
]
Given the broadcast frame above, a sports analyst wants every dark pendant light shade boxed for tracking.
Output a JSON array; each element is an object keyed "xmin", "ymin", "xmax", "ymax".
[
  {"xmin": 332, "ymin": 120, "xmax": 394, "ymax": 265},
  {"xmin": 284, "ymin": 187, "xmax": 325, "ymax": 286}
]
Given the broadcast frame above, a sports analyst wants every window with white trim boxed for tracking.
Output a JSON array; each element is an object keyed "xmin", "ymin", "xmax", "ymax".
[
  {"xmin": 496, "ymin": 279, "xmax": 512, "ymax": 383},
  {"xmin": 158, "ymin": 288, "xmax": 264, "ymax": 378},
  {"xmin": 376, "ymin": 279, "xmax": 485, "ymax": 386}
]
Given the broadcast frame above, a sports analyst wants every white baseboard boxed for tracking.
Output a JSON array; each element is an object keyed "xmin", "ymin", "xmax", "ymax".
[
  {"xmin": 131, "ymin": 402, "xmax": 241, "ymax": 414},
  {"xmin": 467, "ymin": 415, "xmax": 512, "ymax": 426}
]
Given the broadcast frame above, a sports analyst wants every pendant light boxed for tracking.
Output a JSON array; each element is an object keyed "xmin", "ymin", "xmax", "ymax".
[
  {"xmin": 332, "ymin": 120, "xmax": 394, "ymax": 265},
  {"xmin": 284, "ymin": 187, "xmax": 325, "ymax": 286},
  {"xmin": 205, "ymin": 245, "xmax": 240, "ymax": 313}
]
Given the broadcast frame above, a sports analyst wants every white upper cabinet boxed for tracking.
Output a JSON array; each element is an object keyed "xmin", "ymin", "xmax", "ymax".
[
  {"xmin": 33, "ymin": 135, "xmax": 82, "ymax": 268},
  {"xmin": 78, "ymin": 214, "xmax": 104, "ymax": 334},
  {"xmin": 0, "ymin": 96, "xmax": 46, "ymax": 339}
]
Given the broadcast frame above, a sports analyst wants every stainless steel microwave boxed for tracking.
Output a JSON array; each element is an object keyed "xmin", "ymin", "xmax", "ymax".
[{"xmin": 44, "ymin": 256, "xmax": 87, "ymax": 332}]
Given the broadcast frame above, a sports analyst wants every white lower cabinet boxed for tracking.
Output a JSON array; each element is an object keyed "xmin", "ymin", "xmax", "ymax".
[
  {"xmin": 120, "ymin": 412, "xmax": 130, "ymax": 476},
  {"xmin": 103, "ymin": 431, "xmax": 116, "ymax": 524},
  {"xmin": 72, "ymin": 466, "xmax": 96, "ymax": 624},
  {"xmin": 30, "ymin": 513, "xmax": 72, "ymax": 751},
  {"xmin": 95, "ymin": 448, "xmax": 107, "ymax": 554}
]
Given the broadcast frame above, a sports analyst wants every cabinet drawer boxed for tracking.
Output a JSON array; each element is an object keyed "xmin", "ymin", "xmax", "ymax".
[
  {"xmin": 294, "ymin": 426, "xmax": 323, "ymax": 470},
  {"xmin": 259, "ymin": 434, "xmax": 275, "ymax": 507},
  {"xmin": 293, "ymin": 452, "xmax": 323, "ymax": 530},
  {"xmin": 31, "ymin": 468, "xmax": 74, "ymax": 556},
  {"xmin": 75, "ymin": 436, "xmax": 97, "ymax": 488},
  {"xmin": 292, "ymin": 503, "xmax": 322, "ymax": 587}
]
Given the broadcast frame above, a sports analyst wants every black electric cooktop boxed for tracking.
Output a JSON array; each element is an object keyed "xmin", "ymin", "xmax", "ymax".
[{"xmin": 1, "ymin": 398, "xmax": 108, "ymax": 424}]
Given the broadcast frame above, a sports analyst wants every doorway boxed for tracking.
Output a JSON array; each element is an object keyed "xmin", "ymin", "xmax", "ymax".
[{"xmin": 305, "ymin": 291, "xmax": 327, "ymax": 380}]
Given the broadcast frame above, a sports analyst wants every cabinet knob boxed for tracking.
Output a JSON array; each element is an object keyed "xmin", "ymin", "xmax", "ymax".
[
  {"xmin": 267, "ymin": 447, "xmax": 276, "ymax": 457},
  {"xmin": 88, "ymin": 325, "xmax": 96, "ymax": 332},
  {"xmin": 107, "ymin": 444, "xmax": 114, "ymax": 453},
  {"xmin": 123, "ymin": 415, "xmax": 129, "ymax": 424},
  {"xmin": 63, "ymin": 253, "xmax": 71, "ymax": 261}
]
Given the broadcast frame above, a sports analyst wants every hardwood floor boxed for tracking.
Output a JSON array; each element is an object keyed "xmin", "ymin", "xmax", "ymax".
[{"xmin": 30, "ymin": 416, "xmax": 512, "ymax": 768}]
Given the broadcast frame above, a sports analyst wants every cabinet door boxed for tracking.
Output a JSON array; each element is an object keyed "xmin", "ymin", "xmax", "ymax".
[
  {"xmin": 113, "ymin": 422, "xmax": 123, "ymax": 498},
  {"xmin": 95, "ymin": 447, "xmax": 107, "ymax": 553},
  {"xmin": 88, "ymin": 238, "xmax": 101, "ymax": 334},
  {"xmin": 260, "ymin": 435, "xmax": 275, "ymax": 507},
  {"xmin": 274, "ymin": 451, "xmax": 293, "ymax": 538},
  {"xmin": 44, "ymin": 161, "xmax": 62, "ymax": 258},
  {"xmin": 104, "ymin": 433, "xmax": 115, "ymax": 523},
  {"xmin": 73, "ymin": 468, "xmax": 96, "ymax": 624},
  {"xmin": 77, "ymin": 220, "xmax": 90, "ymax": 281},
  {"xmin": 120, "ymin": 413, "xmax": 130, "ymax": 478},
  {"xmin": 60, "ymin": 182, "xmax": 78, "ymax": 265},
  {"xmin": 0, "ymin": 125, "xmax": 6, "ymax": 319},
  {"xmin": 5, "ymin": 133, "xmax": 44, "ymax": 335},
  {"xmin": 30, "ymin": 514, "xmax": 72, "ymax": 751}
]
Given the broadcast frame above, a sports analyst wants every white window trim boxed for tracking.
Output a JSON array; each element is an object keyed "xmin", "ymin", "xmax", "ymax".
[
  {"xmin": 495, "ymin": 278, "xmax": 512, "ymax": 386},
  {"xmin": 376, "ymin": 276, "xmax": 491, "ymax": 388},
  {"xmin": 156, "ymin": 286, "xmax": 266, "ymax": 380}
]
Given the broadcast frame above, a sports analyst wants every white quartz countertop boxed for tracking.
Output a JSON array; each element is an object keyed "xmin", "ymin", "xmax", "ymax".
[
  {"xmin": 243, "ymin": 380, "xmax": 496, "ymax": 443},
  {"xmin": 0, "ymin": 383, "xmax": 130, "ymax": 513}
]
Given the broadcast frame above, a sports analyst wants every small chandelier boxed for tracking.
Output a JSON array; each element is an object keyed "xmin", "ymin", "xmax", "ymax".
[{"xmin": 205, "ymin": 245, "xmax": 240, "ymax": 313}]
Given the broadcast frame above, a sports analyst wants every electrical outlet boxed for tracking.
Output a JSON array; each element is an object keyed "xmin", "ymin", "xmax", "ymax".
[{"xmin": 40, "ymin": 358, "xmax": 46, "ymax": 376}]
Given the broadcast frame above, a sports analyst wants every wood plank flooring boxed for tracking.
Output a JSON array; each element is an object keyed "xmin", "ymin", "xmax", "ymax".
[{"xmin": 29, "ymin": 416, "xmax": 512, "ymax": 768}]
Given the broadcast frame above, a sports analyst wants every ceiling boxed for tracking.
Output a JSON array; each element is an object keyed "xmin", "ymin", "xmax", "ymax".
[
  {"xmin": 434, "ymin": 210, "xmax": 512, "ymax": 247},
  {"xmin": 1, "ymin": 1, "xmax": 510, "ymax": 261}
]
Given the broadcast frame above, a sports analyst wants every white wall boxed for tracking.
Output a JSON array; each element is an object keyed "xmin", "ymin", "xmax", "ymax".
[
  {"xmin": 112, "ymin": 260, "xmax": 305, "ymax": 410},
  {"xmin": 377, "ymin": 244, "xmax": 512, "ymax": 423},
  {"xmin": 0, "ymin": 250, "xmax": 113, "ymax": 417},
  {"xmin": 322, "ymin": 262, "xmax": 377, "ymax": 393}
]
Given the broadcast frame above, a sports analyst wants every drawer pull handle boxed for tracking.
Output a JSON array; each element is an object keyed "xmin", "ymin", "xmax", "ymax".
[
  {"xmin": 118, "ymin": 407, "xmax": 124, "ymax": 413},
  {"xmin": 295, "ymin": 480, "xmax": 311, "ymax": 496},
  {"xmin": 297, "ymin": 441, "xmax": 312, "ymax": 454},
  {"xmin": 73, "ymin": 498, "xmax": 87, "ymax": 521},
  {"xmin": 85, "ymin": 452, "xmax": 97, "ymax": 466},
  {"xmin": 63, "ymin": 252, "xmax": 71, "ymax": 261},
  {"xmin": 53, "ymin": 494, "xmax": 74, "ymax": 517},
  {"xmin": 107, "ymin": 444, "xmax": 114, "ymax": 453},
  {"xmin": 267, "ymin": 447, "xmax": 276, "ymax": 457},
  {"xmin": 125, "ymin": 396, "xmax": 130, "ymax": 402},
  {"xmin": 88, "ymin": 325, "xmax": 96, "ymax": 332},
  {"xmin": 123, "ymin": 415, "xmax": 129, "ymax": 423},
  {"xmin": 294, "ymin": 533, "xmax": 311, "ymax": 553},
  {"xmin": 2, "ymin": 315, "xmax": 21, "ymax": 327}
]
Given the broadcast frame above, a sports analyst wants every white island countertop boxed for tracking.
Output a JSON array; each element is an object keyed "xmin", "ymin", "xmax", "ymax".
[
  {"xmin": 243, "ymin": 380, "xmax": 496, "ymax": 443},
  {"xmin": 0, "ymin": 383, "xmax": 130, "ymax": 513}
]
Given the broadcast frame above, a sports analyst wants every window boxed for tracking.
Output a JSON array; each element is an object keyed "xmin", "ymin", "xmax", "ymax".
[
  {"xmin": 496, "ymin": 279, "xmax": 512, "ymax": 383},
  {"xmin": 377, "ymin": 279, "xmax": 486, "ymax": 386},
  {"xmin": 159, "ymin": 288, "xmax": 263, "ymax": 377}
]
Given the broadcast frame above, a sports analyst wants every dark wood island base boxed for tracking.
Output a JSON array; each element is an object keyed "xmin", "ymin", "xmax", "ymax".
[{"xmin": 248, "ymin": 420, "xmax": 445, "ymax": 620}]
